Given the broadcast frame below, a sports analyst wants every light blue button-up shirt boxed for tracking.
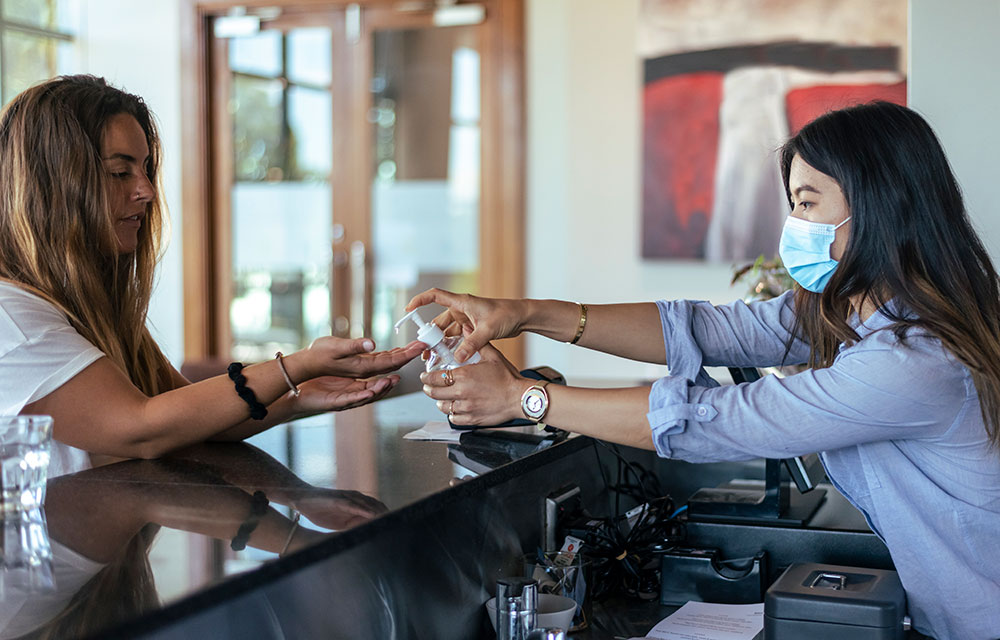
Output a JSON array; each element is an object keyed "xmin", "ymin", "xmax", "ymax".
[{"xmin": 648, "ymin": 291, "xmax": 1000, "ymax": 640}]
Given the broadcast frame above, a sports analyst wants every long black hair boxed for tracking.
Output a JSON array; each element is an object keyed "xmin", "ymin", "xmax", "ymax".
[{"xmin": 782, "ymin": 101, "xmax": 1000, "ymax": 448}]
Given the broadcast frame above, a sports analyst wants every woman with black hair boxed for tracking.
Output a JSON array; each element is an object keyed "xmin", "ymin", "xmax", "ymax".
[{"xmin": 412, "ymin": 102, "xmax": 1000, "ymax": 640}]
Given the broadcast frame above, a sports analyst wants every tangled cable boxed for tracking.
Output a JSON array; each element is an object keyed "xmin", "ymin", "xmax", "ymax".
[{"xmin": 559, "ymin": 441, "xmax": 686, "ymax": 601}]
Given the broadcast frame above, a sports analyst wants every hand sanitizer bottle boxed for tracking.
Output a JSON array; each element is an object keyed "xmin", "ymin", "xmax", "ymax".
[{"xmin": 394, "ymin": 307, "xmax": 482, "ymax": 372}]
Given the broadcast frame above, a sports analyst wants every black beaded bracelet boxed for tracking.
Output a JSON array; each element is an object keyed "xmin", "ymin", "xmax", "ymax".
[
  {"xmin": 231, "ymin": 490, "xmax": 269, "ymax": 551},
  {"xmin": 228, "ymin": 362, "xmax": 268, "ymax": 420}
]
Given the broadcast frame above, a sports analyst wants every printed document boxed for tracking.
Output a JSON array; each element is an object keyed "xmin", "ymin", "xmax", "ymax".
[{"xmin": 636, "ymin": 601, "xmax": 764, "ymax": 640}]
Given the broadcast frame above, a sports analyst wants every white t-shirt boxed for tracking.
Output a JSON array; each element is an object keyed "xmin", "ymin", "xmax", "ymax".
[
  {"xmin": 0, "ymin": 282, "xmax": 104, "ymax": 477},
  {"xmin": 0, "ymin": 538, "xmax": 105, "ymax": 639}
]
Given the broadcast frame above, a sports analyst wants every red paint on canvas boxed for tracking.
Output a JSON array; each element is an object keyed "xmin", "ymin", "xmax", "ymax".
[
  {"xmin": 642, "ymin": 73, "xmax": 723, "ymax": 259},
  {"xmin": 786, "ymin": 82, "xmax": 907, "ymax": 134}
]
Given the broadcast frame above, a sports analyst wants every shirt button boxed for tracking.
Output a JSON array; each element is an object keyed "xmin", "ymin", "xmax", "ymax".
[{"xmin": 696, "ymin": 406, "xmax": 708, "ymax": 417}]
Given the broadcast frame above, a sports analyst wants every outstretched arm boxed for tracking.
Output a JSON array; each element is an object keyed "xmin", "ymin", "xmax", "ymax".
[
  {"xmin": 161, "ymin": 361, "xmax": 401, "ymax": 440},
  {"xmin": 406, "ymin": 288, "xmax": 666, "ymax": 364},
  {"xmin": 420, "ymin": 343, "xmax": 656, "ymax": 450},
  {"xmin": 24, "ymin": 337, "xmax": 423, "ymax": 460}
]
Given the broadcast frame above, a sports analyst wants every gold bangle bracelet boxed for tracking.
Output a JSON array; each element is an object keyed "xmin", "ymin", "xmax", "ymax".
[{"xmin": 569, "ymin": 303, "xmax": 588, "ymax": 344}]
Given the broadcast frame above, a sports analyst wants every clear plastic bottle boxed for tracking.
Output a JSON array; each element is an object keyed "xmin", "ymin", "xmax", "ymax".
[{"xmin": 394, "ymin": 307, "xmax": 482, "ymax": 372}]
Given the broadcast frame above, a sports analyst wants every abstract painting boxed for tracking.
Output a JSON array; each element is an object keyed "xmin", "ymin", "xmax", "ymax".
[{"xmin": 639, "ymin": 0, "xmax": 907, "ymax": 261}]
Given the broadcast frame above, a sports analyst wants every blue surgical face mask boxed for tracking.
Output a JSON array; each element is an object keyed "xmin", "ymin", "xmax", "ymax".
[{"xmin": 778, "ymin": 215, "xmax": 851, "ymax": 293}]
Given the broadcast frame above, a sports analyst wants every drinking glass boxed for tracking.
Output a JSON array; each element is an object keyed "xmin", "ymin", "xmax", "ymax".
[{"xmin": 0, "ymin": 415, "xmax": 53, "ymax": 512}]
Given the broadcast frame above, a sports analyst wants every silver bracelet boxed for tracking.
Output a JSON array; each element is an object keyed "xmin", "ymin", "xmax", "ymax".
[
  {"xmin": 274, "ymin": 352, "xmax": 300, "ymax": 397},
  {"xmin": 280, "ymin": 511, "xmax": 301, "ymax": 557}
]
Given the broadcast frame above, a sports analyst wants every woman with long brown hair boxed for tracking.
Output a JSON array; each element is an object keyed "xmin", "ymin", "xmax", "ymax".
[
  {"xmin": 413, "ymin": 102, "xmax": 1000, "ymax": 639},
  {"xmin": 0, "ymin": 75, "xmax": 422, "ymax": 474}
]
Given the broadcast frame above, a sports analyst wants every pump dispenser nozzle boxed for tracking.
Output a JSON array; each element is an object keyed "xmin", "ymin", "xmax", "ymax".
[
  {"xmin": 393, "ymin": 308, "xmax": 445, "ymax": 348},
  {"xmin": 394, "ymin": 306, "xmax": 481, "ymax": 370}
]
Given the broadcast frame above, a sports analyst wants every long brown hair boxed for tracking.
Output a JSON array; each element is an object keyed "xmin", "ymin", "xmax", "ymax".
[
  {"xmin": 0, "ymin": 75, "xmax": 170, "ymax": 394},
  {"xmin": 782, "ymin": 102, "xmax": 1000, "ymax": 449}
]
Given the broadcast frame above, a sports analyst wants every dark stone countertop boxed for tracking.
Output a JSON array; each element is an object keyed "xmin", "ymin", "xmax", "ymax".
[
  {"xmin": 2, "ymin": 388, "xmax": 895, "ymax": 640},
  {"xmin": 1, "ymin": 391, "xmax": 583, "ymax": 640}
]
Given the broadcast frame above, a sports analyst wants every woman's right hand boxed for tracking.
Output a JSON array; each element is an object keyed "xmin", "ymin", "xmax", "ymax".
[{"xmin": 405, "ymin": 288, "xmax": 525, "ymax": 363}]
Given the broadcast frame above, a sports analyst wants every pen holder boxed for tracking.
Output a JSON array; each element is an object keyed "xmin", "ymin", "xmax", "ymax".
[{"xmin": 523, "ymin": 551, "xmax": 592, "ymax": 632}]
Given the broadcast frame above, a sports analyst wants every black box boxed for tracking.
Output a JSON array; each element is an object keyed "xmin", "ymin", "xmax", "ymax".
[
  {"xmin": 659, "ymin": 547, "xmax": 766, "ymax": 605},
  {"xmin": 764, "ymin": 563, "xmax": 906, "ymax": 640}
]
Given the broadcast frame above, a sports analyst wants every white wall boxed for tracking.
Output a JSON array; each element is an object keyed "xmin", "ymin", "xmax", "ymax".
[
  {"xmin": 526, "ymin": 0, "xmax": 736, "ymax": 382},
  {"xmin": 908, "ymin": 0, "xmax": 1000, "ymax": 265},
  {"xmin": 79, "ymin": 0, "xmax": 185, "ymax": 366}
]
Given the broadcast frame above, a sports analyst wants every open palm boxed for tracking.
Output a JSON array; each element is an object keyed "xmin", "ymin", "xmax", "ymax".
[{"xmin": 293, "ymin": 374, "xmax": 399, "ymax": 414}]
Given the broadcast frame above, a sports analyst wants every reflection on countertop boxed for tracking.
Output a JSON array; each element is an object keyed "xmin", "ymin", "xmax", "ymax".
[{"xmin": 0, "ymin": 391, "xmax": 564, "ymax": 640}]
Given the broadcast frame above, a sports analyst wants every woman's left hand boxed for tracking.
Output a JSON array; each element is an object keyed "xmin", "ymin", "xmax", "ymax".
[
  {"xmin": 291, "ymin": 374, "xmax": 400, "ymax": 414},
  {"xmin": 420, "ymin": 343, "xmax": 527, "ymax": 427}
]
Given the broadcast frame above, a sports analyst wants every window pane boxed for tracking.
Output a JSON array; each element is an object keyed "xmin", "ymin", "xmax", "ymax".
[
  {"xmin": 2, "ymin": 30, "xmax": 74, "ymax": 104},
  {"xmin": 229, "ymin": 30, "xmax": 282, "ymax": 78},
  {"xmin": 288, "ymin": 86, "xmax": 331, "ymax": 181},
  {"xmin": 370, "ymin": 26, "xmax": 481, "ymax": 349},
  {"xmin": 4, "ymin": 0, "xmax": 52, "ymax": 29},
  {"xmin": 231, "ymin": 76, "xmax": 284, "ymax": 181},
  {"xmin": 450, "ymin": 47, "xmax": 479, "ymax": 123},
  {"xmin": 230, "ymin": 182, "xmax": 332, "ymax": 361},
  {"xmin": 287, "ymin": 28, "xmax": 331, "ymax": 87},
  {"xmin": 3, "ymin": 0, "xmax": 78, "ymax": 32}
]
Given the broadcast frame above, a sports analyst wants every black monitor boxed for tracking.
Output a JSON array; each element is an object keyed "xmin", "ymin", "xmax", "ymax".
[{"xmin": 685, "ymin": 367, "xmax": 827, "ymax": 526}]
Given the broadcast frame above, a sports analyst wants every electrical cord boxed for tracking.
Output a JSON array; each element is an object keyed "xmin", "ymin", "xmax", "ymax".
[{"xmin": 572, "ymin": 442, "xmax": 687, "ymax": 601}]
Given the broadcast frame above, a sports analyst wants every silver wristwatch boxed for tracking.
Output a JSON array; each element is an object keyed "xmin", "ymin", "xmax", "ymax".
[{"xmin": 520, "ymin": 381, "xmax": 550, "ymax": 423}]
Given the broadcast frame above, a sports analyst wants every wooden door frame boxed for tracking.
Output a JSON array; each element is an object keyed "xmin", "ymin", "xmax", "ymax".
[{"xmin": 179, "ymin": 0, "xmax": 525, "ymax": 366}]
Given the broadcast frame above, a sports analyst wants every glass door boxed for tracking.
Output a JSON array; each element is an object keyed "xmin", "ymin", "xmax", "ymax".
[
  {"xmin": 214, "ymin": 7, "xmax": 486, "ymax": 362},
  {"xmin": 191, "ymin": 1, "xmax": 522, "ymax": 368},
  {"xmin": 364, "ymin": 12, "xmax": 484, "ymax": 351},
  {"xmin": 220, "ymin": 22, "xmax": 335, "ymax": 361}
]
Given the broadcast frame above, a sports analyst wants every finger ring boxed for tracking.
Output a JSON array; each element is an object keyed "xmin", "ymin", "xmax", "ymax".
[
  {"xmin": 449, "ymin": 400, "xmax": 455, "ymax": 414},
  {"xmin": 442, "ymin": 370, "xmax": 455, "ymax": 386}
]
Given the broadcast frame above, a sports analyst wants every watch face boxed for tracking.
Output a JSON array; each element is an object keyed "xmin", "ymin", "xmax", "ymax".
[
  {"xmin": 526, "ymin": 395, "xmax": 544, "ymax": 414},
  {"xmin": 522, "ymin": 385, "xmax": 548, "ymax": 421}
]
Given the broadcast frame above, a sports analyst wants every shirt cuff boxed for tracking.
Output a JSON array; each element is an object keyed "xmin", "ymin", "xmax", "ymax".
[
  {"xmin": 656, "ymin": 299, "xmax": 719, "ymax": 388},
  {"xmin": 647, "ymin": 375, "xmax": 717, "ymax": 459}
]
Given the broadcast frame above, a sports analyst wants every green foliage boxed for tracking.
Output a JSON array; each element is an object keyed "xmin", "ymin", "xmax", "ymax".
[{"xmin": 731, "ymin": 254, "xmax": 796, "ymax": 302}]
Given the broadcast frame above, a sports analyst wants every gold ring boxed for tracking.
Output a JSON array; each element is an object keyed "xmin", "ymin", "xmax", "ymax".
[
  {"xmin": 449, "ymin": 400, "xmax": 455, "ymax": 414},
  {"xmin": 443, "ymin": 370, "xmax": 455, "ymax": 386}
]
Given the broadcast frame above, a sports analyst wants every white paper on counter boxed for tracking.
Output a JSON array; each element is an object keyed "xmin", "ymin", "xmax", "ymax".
[
  {"xmin": 634, "ymin": 601, "xmax": 764, "ymax": 640},
  {"xmin": 403, "ymin": 421, "xmax": 463, "ymax": 442},
  {"xmin": 403, "ymin": 422, "xmax": 553, "ymax": 443}
]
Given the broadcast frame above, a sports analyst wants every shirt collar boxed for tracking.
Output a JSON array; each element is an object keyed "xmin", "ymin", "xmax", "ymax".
[{"xmin": 849, "ymin": 298, "xmax": 908, "ymax": 339}]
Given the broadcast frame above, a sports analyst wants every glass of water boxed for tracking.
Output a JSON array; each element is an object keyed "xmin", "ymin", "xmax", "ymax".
[{"xmin": 0, "ymin": 415, "xmax": 53, "ymax": 513}]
